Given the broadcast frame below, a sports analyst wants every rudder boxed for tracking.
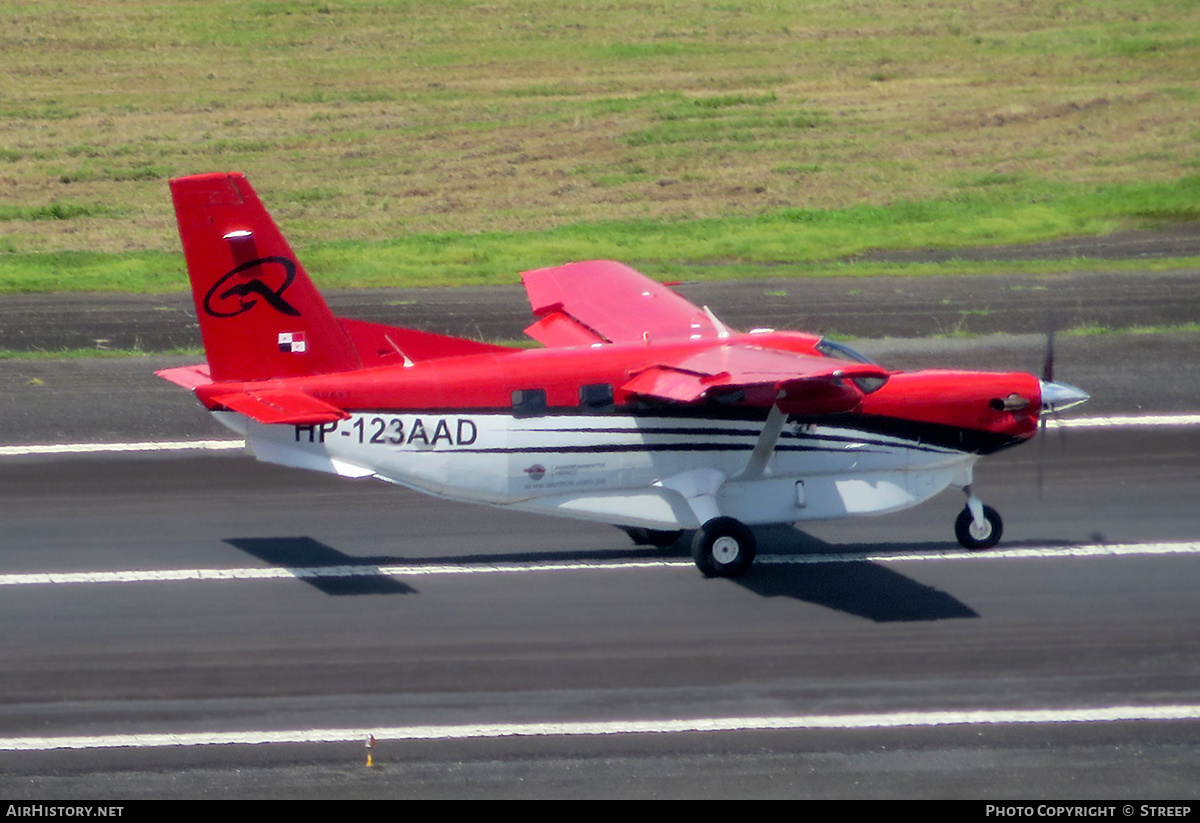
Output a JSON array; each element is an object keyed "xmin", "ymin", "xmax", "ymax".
[{"xmin": 170, "ymin": 172, "xmax": 361, "ymax": 382}]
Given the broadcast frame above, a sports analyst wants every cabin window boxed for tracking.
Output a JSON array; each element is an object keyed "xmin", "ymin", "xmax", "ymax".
[
  {"xmin": 511, "ymin": 388, "xmax": 547, "ymax": 416},
  {"xmin": 578, "ymin": 382, "xmax": 615, "ymax": 412}
]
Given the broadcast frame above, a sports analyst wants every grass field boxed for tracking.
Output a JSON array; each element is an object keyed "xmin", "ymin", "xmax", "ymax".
[{"xmin": 1, "ymin": 0, "xmax": 1198, "ymax": 292}]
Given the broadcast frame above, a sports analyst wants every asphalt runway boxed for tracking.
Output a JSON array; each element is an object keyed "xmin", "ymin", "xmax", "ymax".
[
  {"xmin": 4, "ymin": 267, "xmax": 1200, "ymax": 354},
  {"xmin": 0, "ymin": 427, "xmax": 1199, "ymax": 799},
  {"xmin": 1, "ymin": 227, "xmax": 1199, "ymax": 798},
  {"xmin": 1, "ymin": 367, "xmax": 1199, "ymax": 799},
  {"xmin": 0, "ymin": 220, "xmax": 1198, "ymax": 354}
]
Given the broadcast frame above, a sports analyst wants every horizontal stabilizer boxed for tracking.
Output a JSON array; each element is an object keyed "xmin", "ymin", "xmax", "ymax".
[
  {"xmin": 155, "ymin": 363, "xmax": 213, "ymax": 390},
  {"xmin": 206, "ymin": 389, "xmax": 350, "ymax": 425}
]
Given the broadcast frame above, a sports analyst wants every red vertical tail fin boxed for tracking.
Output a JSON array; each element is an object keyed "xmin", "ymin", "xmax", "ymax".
[{"xmin": 170, "ymin": 172, "xmax": 361, "ymax": 382}]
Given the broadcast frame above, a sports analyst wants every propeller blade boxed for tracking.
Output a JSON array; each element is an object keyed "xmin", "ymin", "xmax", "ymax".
[
  {"xmin": 1035, "ymin": 311, "xmax": 1086, "ymax": 495},
  {"xmin": 1037, "ymin": 414, "xmax": 1047, "ymax": 497},
  {"xmin": 1042, "ymin": 321, "xmax": 1056, "ymax": 384}
]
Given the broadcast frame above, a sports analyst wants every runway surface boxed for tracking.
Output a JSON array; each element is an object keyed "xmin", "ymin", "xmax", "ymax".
[
  {"xmin": 1, "ymin": 425, "xmax": 1199, "ymax": 799},
  {"xmin": 2, "ymin": 232, "xmax": 1199, "ymax": 797},
  {"xmin": 1, "ymin": 389, "xmax": 1198, "ymax": 798}
]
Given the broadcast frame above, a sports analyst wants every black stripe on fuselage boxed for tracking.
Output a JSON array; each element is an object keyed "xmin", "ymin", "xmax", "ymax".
[
  {"xmin": 336, "ymin": 406, "xmax": 1025, "ymax": 456},
  {"xmin": 447, "ymin": 443, "xmax": 886, "ymax": 456}
]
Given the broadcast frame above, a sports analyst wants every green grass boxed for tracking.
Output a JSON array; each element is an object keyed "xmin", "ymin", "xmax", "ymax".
[
  {"xmin": 0, "ymin": 346, "xmax": 203, "ymax": 360},
  {"xmin": 0, "ymin": 202, "xmax": 128, "ymax": 222},
  {"xmin": 0, "ymin": 0, "xmax": 1197, "ymax": 289},
  {"xmin": 927, "ymin": 322, "xmax": 1200, "ymax": 341},
  {"xmin": 1063, "ymin": 323, "xmax": 1200, "ymax": 337},
  {"xmin": 2, "ymin": 176, "xmax": 1196, "ymax": 292}
]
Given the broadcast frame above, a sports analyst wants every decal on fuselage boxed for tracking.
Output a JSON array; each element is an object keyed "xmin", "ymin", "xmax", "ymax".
[
  {"xmin": 519, "ymin": 461, "xmax": 609, "ymax": 491},
  {"xmin": 295, "ymin": 415, "xmax": 479, "ymax": 447}
]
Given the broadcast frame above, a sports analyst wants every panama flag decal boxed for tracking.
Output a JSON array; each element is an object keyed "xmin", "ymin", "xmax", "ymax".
[{"xmin": 278, "ymin": 332, "xmax": 307, "ymax": 353}]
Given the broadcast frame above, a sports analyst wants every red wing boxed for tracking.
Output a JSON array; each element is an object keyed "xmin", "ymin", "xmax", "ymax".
[
  {"xmin": 621, "ymin": 344, "xmax": 889, "ymax": 415},
  {"xmin": 521, "ymin": 260, "xmax": 724, "ymax": 346}
]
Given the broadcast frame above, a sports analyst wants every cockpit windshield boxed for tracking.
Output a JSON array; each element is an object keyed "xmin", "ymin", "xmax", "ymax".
[{"xmin": 815, "ymin": 338, "xmax": 878, "ymax": 366}]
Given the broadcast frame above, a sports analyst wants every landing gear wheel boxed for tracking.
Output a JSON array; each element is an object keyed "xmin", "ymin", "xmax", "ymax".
[
  {"xmin": 691, "ymin": 517, "xmax": 756, "ymax": 578},
  {"xmin": 955, "ymin": 505, "xmax": 1003, "ymax": 550}
]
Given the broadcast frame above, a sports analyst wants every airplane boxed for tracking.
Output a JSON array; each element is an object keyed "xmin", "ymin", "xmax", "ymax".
[{"xmin": 158, "ymin": 171, "xmax": 1090, "ymax": 578}]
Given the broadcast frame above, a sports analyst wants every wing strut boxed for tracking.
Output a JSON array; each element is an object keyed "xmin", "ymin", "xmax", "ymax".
[{"xmin": 736, "ymin": 402, "xmax": 788, "ymax": 480}]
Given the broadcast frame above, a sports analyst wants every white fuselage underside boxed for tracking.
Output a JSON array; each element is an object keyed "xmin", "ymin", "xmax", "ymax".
[{"xmin": 213, "ymin": 410, "xmax": 978, "ymax": 530}]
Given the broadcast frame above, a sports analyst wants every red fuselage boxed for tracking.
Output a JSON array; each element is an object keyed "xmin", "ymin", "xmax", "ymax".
[{"xmin": 194, "ymin": 330, "xmax": 1041, "ymax": 456}]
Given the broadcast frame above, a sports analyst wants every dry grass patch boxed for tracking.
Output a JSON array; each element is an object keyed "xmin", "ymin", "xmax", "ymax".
[{"xmin": 0, "ymin": 0, "xmax": 1196, "ymax": 287}]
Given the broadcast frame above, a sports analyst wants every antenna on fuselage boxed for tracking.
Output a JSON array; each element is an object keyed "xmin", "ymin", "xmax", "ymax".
[{"xmin": 702, "ymin": 305, "xmax": 732, "ymax": 339}]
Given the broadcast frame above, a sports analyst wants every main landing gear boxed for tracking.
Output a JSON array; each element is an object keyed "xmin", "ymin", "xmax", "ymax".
[
  {"xmin": 691, "ymin": 516, "xmax": 756, "ymax": 578},
  {"xmin": 671, "ymin": 487, "xmax": 1003, "ymax": 577},
  {"xmin": 624, "ymin": 519, "xmax": 756, "ymax": 577}
]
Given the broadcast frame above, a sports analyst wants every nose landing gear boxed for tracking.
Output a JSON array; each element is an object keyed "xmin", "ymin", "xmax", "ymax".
[{"xmin": 955, "ymin": 492, "xmax": 1003, "ymax": 550}]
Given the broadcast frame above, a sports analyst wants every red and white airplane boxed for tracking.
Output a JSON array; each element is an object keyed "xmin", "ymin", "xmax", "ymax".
[{"xmin": 159, "ymin": 172, "xmax": 1089, "ymax": 577}]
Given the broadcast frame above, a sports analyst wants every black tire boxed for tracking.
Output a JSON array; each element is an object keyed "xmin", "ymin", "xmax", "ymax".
[
  {"xmin": 691, "ymin": 517, "xmax": 756, "ymax": 578},
  {"xmin": 955, "ymin": 505, "xmax": 1003, "ymax": 550}
]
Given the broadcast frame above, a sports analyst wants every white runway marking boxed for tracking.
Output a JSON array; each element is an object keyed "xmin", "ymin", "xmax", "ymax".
[
  {"xmin": 0, "ymin": 412, "xmax": 1197, "ymax": 458},
  {"xmin": 2, "ymin": 704, "xmax": 1198, "ymax": 751},
  {"xmin": 3, "ymin": 417, "xmax": 1195, "ymax": 757},
  {"xmin": 0, "ymin": 439, "xmax": 244, "ymax": 456},
  {"xmin": 1047, "ymin": 413, "xmax": 1200, "ymax": 429},
  {"xmin": 1, "ymin": 541, "xmax": 1198, "ymax": 588}
]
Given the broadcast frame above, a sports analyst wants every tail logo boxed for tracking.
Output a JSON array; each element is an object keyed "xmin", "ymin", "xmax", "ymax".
[{"xmin": 203, "ymin": 256, "xmax": 302, "ymax": 318}]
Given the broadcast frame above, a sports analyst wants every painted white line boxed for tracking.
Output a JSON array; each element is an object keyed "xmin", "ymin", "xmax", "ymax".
[
  {"xmin": 0, "ymin": 440, "xmax": 244, "ymax": 456},
  {"xmin": 1046, "ymin": 413, "xmax": 1200, "ymax": 429},
  {"xmin": 0, "ymin": 413, "xmax": 1197, "ymax": 458},
  {"xmin": 2, "ymin": 541, "xmax": 1198, "ymax": 588},
  {"xmin": 0, "ymin": 560, "xmax": 682, "ymax": 586},
  {"xmin": 3, "ymin": 704, "xmax": 1198, "ymax": 751},
  {"xmin": 764, "ymin": 540, "xmax": 1200, "ymax": 565}
]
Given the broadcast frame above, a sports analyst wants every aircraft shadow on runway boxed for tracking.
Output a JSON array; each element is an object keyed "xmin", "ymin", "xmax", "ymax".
[
  {"xmin": 226, "ymin": 537, "xmax": 419, "ymax": 596},
  {"xmin": 225, "ymin": 530, "xmax": 987, "ymax": 622},
  {"xmin": 736, "ymin": 526, "xmax": 981, "ymax": 622}
]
